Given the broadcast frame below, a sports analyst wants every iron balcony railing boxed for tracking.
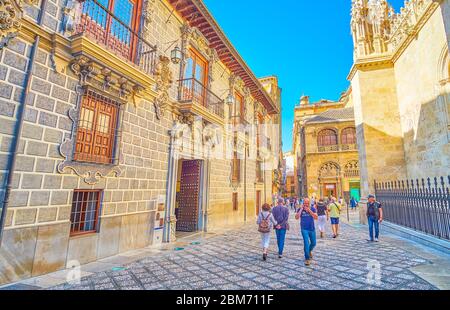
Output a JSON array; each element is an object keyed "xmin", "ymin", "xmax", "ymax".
[
  {"xmin": 374, "ymin": 176, "xmax": 450, "ymax": 240},
  {"xmin": 75, "ymin": 0, "xmax": 157, "ymax": 75},
  {"xmin": 178, "ymin": 78, "xmax": 224, "ymax": 118}
]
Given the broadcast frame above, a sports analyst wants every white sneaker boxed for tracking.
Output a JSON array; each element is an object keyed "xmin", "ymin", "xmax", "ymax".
[{"xmin": 374, "ymin": 238, "xmax": 379, "ymax": 242}]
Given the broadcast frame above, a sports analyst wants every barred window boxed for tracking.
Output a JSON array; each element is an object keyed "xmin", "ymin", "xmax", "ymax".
[
  {"xmin": 233, "ymin": 193, "xmax": 238, "ymax": 211},
  {"xmin": 70, "ymin": 190, "xmax": 102, "ymax": 236},
  {"xmin": 232, "ymin": 152, "xmax": 241, "ymax": 183},
  {"xmin": 74, "ymin": 90, "xmax": 120, "ymax": 164},
  {"xmin": 341, "ymin": 127, "xmax": 356, "ymax": 145},
  {"xmin": 317, "ymin": 129, "xmax": 338, "ymax": 146}
]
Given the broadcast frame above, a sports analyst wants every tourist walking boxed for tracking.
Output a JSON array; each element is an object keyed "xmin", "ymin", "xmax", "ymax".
[
  {"xmin": 295, "ymin": 198, "xmax": 318, "ymax": 266},
  {"xmin": 257, "ymin": 203, "xmax": 278, "ymax": 261},
  {"xmin": 328, "ymin": 197, "xmax": 341, "ymax": 238},
  {"xmin": 272, "ymin": 198, "xmax": 290, "ymax": 258},
  {"xmin": 350, "ymin": 196, "xmax": 358, "ymax": 210},
  {"xmin": 367, "ymin": 194, "xmax": 383, "ymax": 242},
  {"xmin": 316, "ymin": 198, "xmax": 329, "ymax": 238}
]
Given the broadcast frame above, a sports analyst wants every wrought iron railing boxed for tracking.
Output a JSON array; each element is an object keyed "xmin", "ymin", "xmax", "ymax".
[
  {"xmin": 374, "ymin": 176, "xmax": 450, "ymax": 240},
  {"xmin": 178, "ymin": 78, "xmax": 224, "ymax": 118},
  {"xmin": 75, "ymin": 0, "xmax": 157, "ymax": 75}
]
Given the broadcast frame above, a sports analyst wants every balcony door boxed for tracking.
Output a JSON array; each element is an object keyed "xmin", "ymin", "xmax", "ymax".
[
  {"xmin": 80, "ymin": 0, "xmax": 141, "ymax": 60},
  {"xmin": 184, "ymin": 48, "xmax": 208, "ymax": 106}
]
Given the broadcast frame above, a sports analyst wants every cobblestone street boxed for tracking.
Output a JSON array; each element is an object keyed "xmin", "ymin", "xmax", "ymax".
[{"xmin": 8, "ymin": 213, "xmax": 440, "ymax": 291}]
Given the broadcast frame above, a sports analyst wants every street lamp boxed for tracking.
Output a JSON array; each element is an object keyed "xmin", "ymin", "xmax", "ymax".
[
  {"xmin": 170, "ymin": 45, "xmax": 182, "ymax": 64},
  {"xmin": 225, "ymin": 93, "xmax": 235, "ymax": 106}
]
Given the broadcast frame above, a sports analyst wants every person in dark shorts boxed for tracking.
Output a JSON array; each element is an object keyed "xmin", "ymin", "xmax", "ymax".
[{"xmin": 328, "ymin": 197, "xmax": 341, "ymax": 238}]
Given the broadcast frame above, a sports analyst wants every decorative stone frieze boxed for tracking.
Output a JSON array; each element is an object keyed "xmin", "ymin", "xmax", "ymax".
[{"xmin": 70, "ymin": 55, "xmax": 144, "ymax": 105}]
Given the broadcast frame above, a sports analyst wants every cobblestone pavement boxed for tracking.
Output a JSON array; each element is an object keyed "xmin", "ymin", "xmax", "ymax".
[{"xmin": 45, "ymin": 215, "xmax": 440, "ymax": 290}]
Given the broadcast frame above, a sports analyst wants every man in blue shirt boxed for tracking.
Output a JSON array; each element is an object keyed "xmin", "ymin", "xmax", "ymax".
[
  {"xmin": 272, "ymin": 198, "xmax": 290, "ymax": 258},
  {"xmin": 295, "ymin": 198, "xmax": 318, "ymax": 266}
]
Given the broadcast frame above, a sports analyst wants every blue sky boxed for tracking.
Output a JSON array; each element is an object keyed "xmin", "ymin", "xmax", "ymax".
[{"xmin": 203, "ymin": 0, "xmax": 405, "ymax": 152}]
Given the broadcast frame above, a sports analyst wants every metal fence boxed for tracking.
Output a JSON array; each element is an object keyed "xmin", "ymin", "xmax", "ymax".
[{"xmin": 374, "ymin": 176, "xmax": 450, "ymax": 240}]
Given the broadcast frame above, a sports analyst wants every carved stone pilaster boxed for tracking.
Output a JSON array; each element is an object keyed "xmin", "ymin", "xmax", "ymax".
[{"xmin": 154, "ymin": 55, "xmax": 173, "ymax": 119}]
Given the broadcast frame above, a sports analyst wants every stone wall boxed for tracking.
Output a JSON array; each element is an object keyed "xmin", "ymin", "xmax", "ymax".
[
  {"xmin": 350, "ymin": 67, "xmax": 408, "ymax": 198},
  {"xmin": 393, "ymin": 6, "xmax": 450, "ymax": 179},
  {"xmin": 0, "ymin": 0, "xmax": 280, "ymax": 284}
]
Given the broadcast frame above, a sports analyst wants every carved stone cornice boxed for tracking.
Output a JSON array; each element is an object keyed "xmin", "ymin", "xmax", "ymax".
[{"xmin": 70, "ymin": 55, "xmax": 145, "ymax": 106}]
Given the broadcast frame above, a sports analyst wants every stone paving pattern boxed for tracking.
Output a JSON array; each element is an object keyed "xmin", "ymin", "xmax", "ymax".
[{"xmin": 47, "ymin": 216, "xmax": 438, "ymax": 290}]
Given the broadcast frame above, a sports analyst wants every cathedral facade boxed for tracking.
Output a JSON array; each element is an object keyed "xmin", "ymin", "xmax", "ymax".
[{"xmin": 349, "ymin": 0, "xmax": 450, "ymax": 220}]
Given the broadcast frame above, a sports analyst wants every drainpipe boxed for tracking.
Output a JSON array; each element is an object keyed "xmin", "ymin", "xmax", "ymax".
[
  {"xmin": 243, "ymin": 142, "xmax": 247, "ymax": 223},
  {"xmin": 263, "ymin": 159, "xmax": 267, "ymax": 203},
  {"xmin": 0, "ymin": 36, "xmax": 41, "ymax": 245},
  {"xmin": 0, "ymin": 0, "xmax": 48, "ymax": 245}
]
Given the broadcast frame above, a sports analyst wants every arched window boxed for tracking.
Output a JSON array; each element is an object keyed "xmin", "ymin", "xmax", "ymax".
[
  {"xmin": 341, "ymin": 127, "xmax": 356, "ymax": 145},
  {"xmin": 317, "ymin": 129, "xmax": 338, "ymax": 147}
]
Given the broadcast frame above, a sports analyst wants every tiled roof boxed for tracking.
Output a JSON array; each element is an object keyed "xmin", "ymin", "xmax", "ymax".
[{"xmin": 306, "ymin": 107, "xmax": 355, "ymax": 124}]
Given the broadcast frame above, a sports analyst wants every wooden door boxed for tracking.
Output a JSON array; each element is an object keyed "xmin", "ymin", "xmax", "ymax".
[
  {"xmin": 324, "ymin": 183, "xmax": 337, "ymax": 198},
  {"xmin": 176, "ymin": 160, "xmax": 202, "ymax": 232},
  {"xmin": 256, "ymin": 190, "xmax": 261, "ymax": 216}
]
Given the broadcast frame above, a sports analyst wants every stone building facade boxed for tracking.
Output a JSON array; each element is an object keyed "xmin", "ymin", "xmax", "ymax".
[
  {"xmin": 348, "ymin": 0, "xmax": 450, "ymax": 220},
  {"xmin": 292, "ymin": 94, "xmax": 360, "ymax": 201},
  {"xmin": 0, "ymin": 0, "xmax": 280, "ymax": 284}
]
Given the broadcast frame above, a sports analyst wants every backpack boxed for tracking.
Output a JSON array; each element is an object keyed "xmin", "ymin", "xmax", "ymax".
[
  {"xmin": 258, "ymin": 213, "xmax": 272, "ymax": 233},
  {"xmin": 367, "ymin": 202, "xmax": 380, "ymax": 219}
]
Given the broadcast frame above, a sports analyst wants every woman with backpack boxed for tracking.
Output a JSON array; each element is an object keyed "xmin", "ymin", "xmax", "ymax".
[{"xmin": 257, "ymin": 203, "xmax": 278, "ymax": 261}]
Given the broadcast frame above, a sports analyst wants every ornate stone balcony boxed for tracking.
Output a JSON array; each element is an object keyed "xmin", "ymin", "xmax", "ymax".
[
  {"xmin": 73, "ymin": 0, "xmax": 157, "ymax": 76},
  {"xmin": 177, "ymin": 78, "xmax": 225, "ymax": 125}
]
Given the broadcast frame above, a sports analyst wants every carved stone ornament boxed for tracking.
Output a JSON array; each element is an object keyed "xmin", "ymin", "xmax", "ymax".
[
  {"xmin": 58, "ymin": 87, "xmax": 124, "ymax": 185},
  {"xmin": 62, "ymin": 0, "xmax": 79, "ymax": 34},
  {"xmin": 70, "ymin": 56, "xmax": 99, "ymax": 85},
  {"xmin": 318, "ymin": 162, "xmax": 340, "ymax": 179},
  {"xmin": 177, "ymin": 112, "xmax": 195, "ymax": 126},
  {"xmin": 70, "ymin": 55, "xmax": 144, "ymax": 106},
  {"xmin": 0, "ymin": 0, "xmax": 36, "ymax": 49},
  {"xmin": 154, "ymin": 55, "xmax": 173, "ymax": 120}
]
